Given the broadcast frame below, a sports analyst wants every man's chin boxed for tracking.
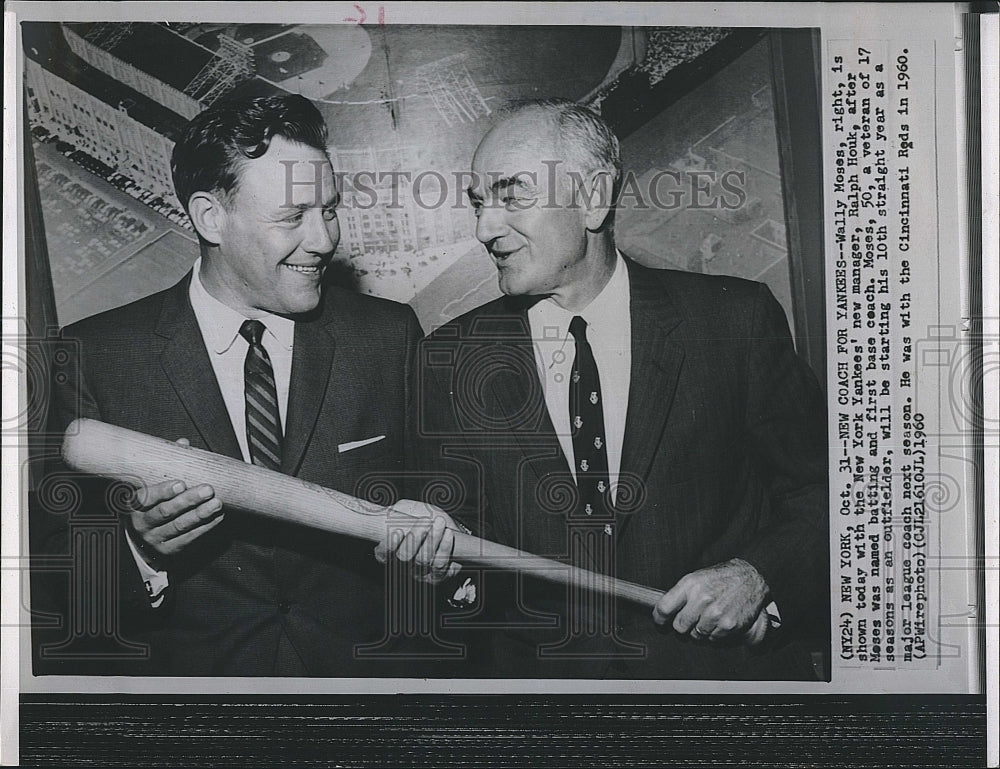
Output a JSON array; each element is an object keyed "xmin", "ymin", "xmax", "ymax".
[
  {"xmin": 278, "ymin": 290, "xmax": 323, "ymax": 317},
  {"xmin": 497, "ymin": 271, "xmax": 527, "ymax": 297}
]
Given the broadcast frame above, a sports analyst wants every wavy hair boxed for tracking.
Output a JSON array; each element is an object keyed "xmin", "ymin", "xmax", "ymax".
[{"xmin": 170, "ymin": 94, "xmax": 329, "ymax": 215}]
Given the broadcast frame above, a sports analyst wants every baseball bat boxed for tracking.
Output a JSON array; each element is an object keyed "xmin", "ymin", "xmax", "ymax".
[{"xmin": 61, "ymin": 418, "xmax": 665, "ymax": 608}]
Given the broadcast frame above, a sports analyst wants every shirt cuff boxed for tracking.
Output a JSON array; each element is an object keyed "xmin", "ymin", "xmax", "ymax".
[
  {"xmin": 125, "ymin": 531, "xmax": 169, "ymax": 608},
  {"xmin": 765, "ymin": 600, "xmax": 782, "ymax": 628}
]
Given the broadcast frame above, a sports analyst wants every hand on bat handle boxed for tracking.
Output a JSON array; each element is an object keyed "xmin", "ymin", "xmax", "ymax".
[
  {"xmin": 126, "ymin": 438, "xmax": 225, "ymax": 567},
  {"xmin": 373, "ymin": 500, "xmax": 463, "ymax": 584},
  {"xmin": 652, "ymin": 558, "xmax": 771, "ymax": 646}
]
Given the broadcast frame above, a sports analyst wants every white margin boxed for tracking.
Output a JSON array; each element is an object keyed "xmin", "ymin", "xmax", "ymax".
[
  {"xmin": 1, "ymin": 9, "xmax": 22, "ymax": 768},
  {"xmin": 979, "ymin": 10, "xmax": 999, "ymax": 766}
]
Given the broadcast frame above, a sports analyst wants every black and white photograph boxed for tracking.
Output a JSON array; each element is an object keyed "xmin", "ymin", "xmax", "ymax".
[{"xmin": 2, "ymin": 2, "xmax": 995, "ymax": 766}]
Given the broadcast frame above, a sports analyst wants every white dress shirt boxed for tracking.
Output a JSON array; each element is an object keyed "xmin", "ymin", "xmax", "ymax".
[
  {"xmin": 528, "ymin": 252, "xmax": 631, "ymax": 503},
  {"xmin": 129, "ymin": 259, "xmax": 295, "ymax": 605}
]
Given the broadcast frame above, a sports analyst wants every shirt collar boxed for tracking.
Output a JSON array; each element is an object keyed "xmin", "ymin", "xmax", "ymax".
[
  {"xmin": 188, "ymin": 257, "xmax": 295, "ymax": 355},
  {"xmin": 531, "ymin": 250, "xmax": 630, "ymax": 335},
  {"xmin": 581, "ymin": 250, "xmax": 629, "ymax": 334}
]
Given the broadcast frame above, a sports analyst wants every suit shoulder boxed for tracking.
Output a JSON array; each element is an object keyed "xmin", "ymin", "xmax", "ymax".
[
  {"xmin": 626, "ymin": 260, "xmax": 787, "ymax": 336},
  {"xmin": 437, "ymin": 294, "xmax": 508, "ymax": 328},
  {"xmin": 61, "ymin": 286, "xmax": 173, "ymax": 341},
  {"xmin": 324, "ymin": 286, "xmax": 414, "ymax": 319},
  {"xmin": 634, "ymin": 262, "xmax": 763, "ymax": 306},
  {"xmin": 321, "ymin": 286, "xmax": 418, "ymax": 340},
  {"xmin": 428, "ymin": 295, "xmax": 528, "ymax": 341}
]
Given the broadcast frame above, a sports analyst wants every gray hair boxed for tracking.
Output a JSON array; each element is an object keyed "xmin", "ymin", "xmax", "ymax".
[{"xmin": 496, "ymin": 99, "xmax": 622, "ymax": 197}]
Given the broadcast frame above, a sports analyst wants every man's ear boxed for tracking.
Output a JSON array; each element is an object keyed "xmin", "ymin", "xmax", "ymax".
[
  {"xmin": 187, "ymin": 191, "xmax": 228, "ymax": 245},
  {"xmin": 582, "ymin": 170, "xmax": 614, "ymax": 231}
]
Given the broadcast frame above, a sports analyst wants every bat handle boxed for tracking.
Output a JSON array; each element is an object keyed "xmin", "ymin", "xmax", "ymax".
[{"xmin": 448, "ymin": 532, "xmax": 665, "ymax": 609}]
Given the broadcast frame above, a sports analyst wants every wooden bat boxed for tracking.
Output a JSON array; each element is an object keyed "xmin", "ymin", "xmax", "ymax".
[{"xmin": 62, "ymin": 418, "xmax": 665, "ymax": 609}]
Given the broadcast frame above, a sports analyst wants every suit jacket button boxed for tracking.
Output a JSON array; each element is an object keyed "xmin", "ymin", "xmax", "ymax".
[{"xmin": 278, "ymin": 601, "xmax": 292, "ymax": 614}]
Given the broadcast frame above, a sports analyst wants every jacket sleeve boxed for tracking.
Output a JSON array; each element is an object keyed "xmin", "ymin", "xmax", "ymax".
[
  {"xmin": 30, "ymin": 330, "xmax": 159, "ymax": 674},
  {"xmin": 735, "ymin": 283, "xmax": 829, "ymax": 635}
]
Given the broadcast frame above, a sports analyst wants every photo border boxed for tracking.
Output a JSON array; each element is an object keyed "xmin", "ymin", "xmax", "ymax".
[{"xmin": 3, "ymin": 2, "xmax": 995, "ymax": 765}]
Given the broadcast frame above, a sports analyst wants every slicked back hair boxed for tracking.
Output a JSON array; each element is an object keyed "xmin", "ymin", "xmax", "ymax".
[{"xmin": 171, "ymin": 94, "xmax": 329, "ymax": 217}]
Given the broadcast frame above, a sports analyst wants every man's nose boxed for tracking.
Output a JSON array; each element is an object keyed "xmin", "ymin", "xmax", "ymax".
[
  {"xmin": 303, "ymin": 213, "xmax": 339, "ymax": 254},
  {"xmin": 475, "ymin": 203, "xmax": 507, "ymax": 244}
]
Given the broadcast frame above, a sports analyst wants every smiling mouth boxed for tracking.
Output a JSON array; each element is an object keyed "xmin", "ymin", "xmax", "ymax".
[
  {"xmin": 490, "ymin": 247, "xmax": 521, "ymax": 263},
  {"xmin": 283, "ymin": 264, "xmax": 322, "ymax": 275}
]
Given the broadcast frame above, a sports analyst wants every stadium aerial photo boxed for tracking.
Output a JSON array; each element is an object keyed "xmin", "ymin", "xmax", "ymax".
[{"xmin": 26, "ymin": 22, "xmax": 790, "ymax": 332}]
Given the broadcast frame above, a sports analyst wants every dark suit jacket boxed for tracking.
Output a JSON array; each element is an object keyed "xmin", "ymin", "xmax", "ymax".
[
  {"xmin": 33, "ymin": 272, "xmax": 448, "ymax": 677},
  {"xmin": 417, "ymin": 258, "xmax": 829, "ymax": 679}
]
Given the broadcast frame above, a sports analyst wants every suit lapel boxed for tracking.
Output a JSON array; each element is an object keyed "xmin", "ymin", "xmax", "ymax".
[
  {"xmin": 281, "ymin": 299, "xmax": 337, "ymax": 476},
  {"xmin": 155, "ymin": 274, "xmax": 341, "ymax": 474},
  {"xmin": 157, "ymin": 275, "xmax": 242, "ymax": 460},
  {"xmin": 485, "ymin": 299, "xmax": 565, "ymax": 479},
  {"xmin": 617, "ymin": 261, "xmax": 685, "ymax": 536}
]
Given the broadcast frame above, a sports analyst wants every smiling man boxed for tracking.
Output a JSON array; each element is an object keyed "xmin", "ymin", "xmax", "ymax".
[
  {"xmin": 35, "ymin": 94, "xmax": 445, "ymax": 677},
  {"xmin": 400, "ymin": 100, "xmax": 829, "ymax": 679}
]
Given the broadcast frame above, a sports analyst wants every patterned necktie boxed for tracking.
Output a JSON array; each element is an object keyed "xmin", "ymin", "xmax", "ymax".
[
  {"xmin": 239, "ymin": 319, "xmax": 283, "ymax": 470},
  {"xmin": 568, "ymin": 316, "xmax": 611, "ymax": 519}
]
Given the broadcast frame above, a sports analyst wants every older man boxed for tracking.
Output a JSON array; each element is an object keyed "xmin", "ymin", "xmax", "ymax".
[
  {"xmin": 34, "ymin": 94, "xmax": 456, "ymax": 677},
  {"xmin": 393, "ymin": 100, "xmax": 828, "ymax": 679}
]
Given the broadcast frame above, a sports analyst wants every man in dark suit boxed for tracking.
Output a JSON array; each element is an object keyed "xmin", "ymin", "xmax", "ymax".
[
  {"xmin": 390, "ymin": 100, "xmax": 828, "ymax": 679},
  {"xmin": 33, "ymin": 94, "xmax": 457, "ymax": 677}
]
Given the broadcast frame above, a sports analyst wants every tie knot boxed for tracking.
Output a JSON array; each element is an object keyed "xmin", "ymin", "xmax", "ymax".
[
  {"xmin": 569, "ymin": 315, "xmax": 588, "ymax": 342},
  {"xmin": 239, "ymin": 319, "xmax": 266, "ymax": 346}
]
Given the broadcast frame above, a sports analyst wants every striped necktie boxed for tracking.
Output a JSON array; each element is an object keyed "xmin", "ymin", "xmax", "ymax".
[{"xmin": 239, "ymin": 319, "xmax": 283, "ymax": 470}]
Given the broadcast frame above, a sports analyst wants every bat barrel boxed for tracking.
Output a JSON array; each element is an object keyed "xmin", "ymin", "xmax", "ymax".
[{"xmin": 61, "ymin": 417, "xmax": 389, "ymax": 540}]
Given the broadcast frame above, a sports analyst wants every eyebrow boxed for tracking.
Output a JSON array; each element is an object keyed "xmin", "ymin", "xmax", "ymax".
[
  {"xmin": 281, "ymin": 191, "xmax": 340, "ymax": 211},
  {"xmin": 467, "ymin": 175, "xmax": 536, "ymax": 200}
]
